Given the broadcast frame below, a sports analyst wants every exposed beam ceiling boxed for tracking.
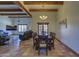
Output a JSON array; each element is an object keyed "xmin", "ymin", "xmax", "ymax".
[
  {"xmin": 0, "ymin": 1, "xmax": 31, "ymax": 17},
  {"xmin": 0, "ymin": 1, "xmax": 63, "ymax": 16},
  {"xmin": 23, "ymin": 1, "xmax": 63, "ymax": 12},
  {"xmin": 0, "ymin": 5, "xmax": 20, "ymax": 9},
  {"xmin": 0, "ymin": 8, "xmax": 22, "ymax": 12},
  {"xmin": 15, "ymin": 1, "xmax": 32, "ymax": 17},
  {"xmin": 24, "ymin": 1, "xmax": 63, "ymax": 5},
  {"xmin": 0, "ymin": 13, "xmax": 26, "ymax": 15},
  {"xmin": 0, "ymin": 1, "xmax": 15, "ymax": 5},
  {"xmin": 30, "ymin": 9, "xmax": 58, "ymax": 12},
  {"xmin": 0, "ymin": 1, "xmax": 25, "ymax": 16}
]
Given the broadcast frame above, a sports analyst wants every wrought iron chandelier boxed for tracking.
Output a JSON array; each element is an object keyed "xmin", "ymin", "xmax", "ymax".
[
  {"xmin": 39, "ymin": 15, "xmax": 48, "ymax": 20},
  {"xmin": 39, "ymin": 3, "xmax": 48, "ymax": 20}
]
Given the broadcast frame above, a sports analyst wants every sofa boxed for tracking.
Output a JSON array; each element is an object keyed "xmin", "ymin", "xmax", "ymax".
[
  {"xmin": 0, "ymin": 30, "xmax": 10, "ymax": 45},
  {"xmin": 19, "ymin": 30, "xmax": 33, "ymax": 41}
]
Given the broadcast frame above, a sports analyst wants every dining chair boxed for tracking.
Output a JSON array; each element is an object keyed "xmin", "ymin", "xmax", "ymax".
[
  {"xmin": 38, "ymin": 36, "xmax": 48, "ymax": 55},
  {"xmin": 32, "ymin": 32, "xmax": 38, "ymax": 49},
  {"xmin": 47, "ymin": 35, "xmax": 52, "ymax": 50},
  {"xmin": 50, "ymin": 32, "xmax": 56, "ymax": 49}
]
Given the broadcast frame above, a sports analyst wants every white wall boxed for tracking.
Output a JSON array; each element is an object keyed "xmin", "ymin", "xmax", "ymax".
[
  {"xmin": 31, "ymin": 12, "xmax": 57, "ymax": 34},
  {"xmin": 11, "ymin": 18, "xmax": 32, "ymax": 30},
  {"xmin": 10, "ymin": 18, "xmax": 32, "ymax": 34},
  {"xmin": 58, "ymin": 1, "xmax": 79, "ymax": 54},
  {"xmin": 0, "ymin": 16, "xmax": 32, "ymax": 34},
  {"xmin": 0, "ymin": 12, "xmax": 57, "ymax": 35},
  {"xmin": 0, "ymin": 16, "xmax": 12, "ymax": 34}
]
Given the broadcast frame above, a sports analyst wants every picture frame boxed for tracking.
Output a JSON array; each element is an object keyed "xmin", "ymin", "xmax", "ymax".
[{"xmin": 59, "ymin": 18, "xmax": 67, "ymax": 28}]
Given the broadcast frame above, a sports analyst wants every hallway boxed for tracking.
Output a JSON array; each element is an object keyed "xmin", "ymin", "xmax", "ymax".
[{"xmin": 0, "ymin": 37, "xmax": 78, "ymax": 57}]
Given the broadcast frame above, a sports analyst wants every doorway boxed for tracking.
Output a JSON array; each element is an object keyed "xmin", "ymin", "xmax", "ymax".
[{"xmin": 38, "ymin": 22, "xmax": 49, "ymax": 35}]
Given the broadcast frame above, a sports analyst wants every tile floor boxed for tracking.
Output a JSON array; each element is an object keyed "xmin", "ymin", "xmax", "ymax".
[{"xmin": 0, "ymin": 35, "xmax": 78, "ymax": 57}]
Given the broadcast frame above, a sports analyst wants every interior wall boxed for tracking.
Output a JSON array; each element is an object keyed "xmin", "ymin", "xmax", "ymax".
[
  {"xmin": 0, "ymin": 16, "xmax": 32, "ymax": 34},
  {"xmin": 31, "ymin": 12, "xmax": 57, "ymax": 34},
  {"xmin": 58, "ymin": 1, "xmax": 79, "ymax": 54},
  {"xmin": 11, "ymin": 18, "xmax": 32, "ymax": 30},
  {"xmin": 10, "ymin": 18, "xmax": 32, "ymax": 34},
  {"xmin": 0, "ymin": 16, "xmax": 12, "ymax": 34}
]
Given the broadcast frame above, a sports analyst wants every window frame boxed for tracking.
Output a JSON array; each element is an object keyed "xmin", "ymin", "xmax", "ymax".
[
  {"xmin": 18, "ymin": 24, "xmax": 28, "ymax": 33},
  {"xmin": 37, "ymin": 22, "xmax": 49, "ymax": 35}
]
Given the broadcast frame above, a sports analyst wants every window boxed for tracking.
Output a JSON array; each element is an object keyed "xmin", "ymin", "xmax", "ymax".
[
  {"xmin": 39, "ymin": 24, "xmax": 42, "ymax": 35},
  {"xmin": 18, "ymin": 24, "xmax": 27, "ymax": 32},
  {"xmin": 38, "ymin": 23, "xmax": 49, "ymax": 35}
]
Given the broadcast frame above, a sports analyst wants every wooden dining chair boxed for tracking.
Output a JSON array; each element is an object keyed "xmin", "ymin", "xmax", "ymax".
[
  {"xmin": 50, "ymin": 32, "xmax": 56, "ymax": 49},
  {"xmin": 47, "ymin": 35, "xmax": 52, "ymax": 50},
  {"xmin": 32, "ymin": 32, "xmax": 38, "ymax": 49},
  {"xmin": 38, "ymin": 36, "xmax": 48, "ymax": 56}
]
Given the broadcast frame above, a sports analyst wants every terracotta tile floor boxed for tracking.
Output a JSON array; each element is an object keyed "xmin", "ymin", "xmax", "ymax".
[{"xmin": 0, "ymin": 36, "xmax": 78, "ymax": 57}]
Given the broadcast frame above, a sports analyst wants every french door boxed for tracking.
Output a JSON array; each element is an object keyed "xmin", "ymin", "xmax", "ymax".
[
  {"xmin": 38, "ymin": 23, "xmax": 49, "ymax": 35},
  {"xmin": 18, "ymin": 24, "xmax": 28, "ymax": 32}
]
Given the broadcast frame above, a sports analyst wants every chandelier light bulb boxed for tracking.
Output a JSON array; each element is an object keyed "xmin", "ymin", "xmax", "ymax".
[{"xmin": 39, "ymin": 15, "xmax": 48, "ymax": 20}]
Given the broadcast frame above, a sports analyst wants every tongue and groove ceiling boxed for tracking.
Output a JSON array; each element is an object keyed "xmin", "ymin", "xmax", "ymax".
[{"xmin": 0, "ymin": 1, "xmax": 63, "ymax": 18}]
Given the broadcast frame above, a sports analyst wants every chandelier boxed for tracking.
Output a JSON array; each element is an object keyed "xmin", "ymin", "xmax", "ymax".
[
  {"xmin": 39, "ymin": 15, "xmax": 48, "ymax": 20},
  {"xmin": 39, "ymin": 3, "xmax": 48, "ymax": 20}
]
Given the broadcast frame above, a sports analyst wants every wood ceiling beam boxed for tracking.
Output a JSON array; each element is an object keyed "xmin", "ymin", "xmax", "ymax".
[
  {"xmin": 0, "ymin": 8, "xmax": 22, "ymax": 12},
  {"xmin": 15, "ymin": 1, "xmax": 32, "ymax": 17},
  {"xmin": 8, "ymin": 15, "xmax": 31, "ymax": 18},
  {"xmin": 0, "ymin": 13, "xmax": 26, "ymax": 15},
  {"xmin": 0, "ymin": 1, "xmax": 15, "ymax": 5},
  {"xmin": 30, "ymin": 9, "xmax": 58, "ymax": 12},
  {"xmin": 24, "ymin": 1, "xmax": 63, "ymax": 5}
]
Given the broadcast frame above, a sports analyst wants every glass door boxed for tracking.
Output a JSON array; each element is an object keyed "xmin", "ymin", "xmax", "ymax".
[
  {"xmin": 38, "ymin": 23, "xmax": 49, "ymax": 35},
  {"xmin": 43, "ymin": 24, "xmax": 48, "ymax": 35},
  {"xmin": 38, "ymin": 24, "xmax": 43, "ymax": 35}
]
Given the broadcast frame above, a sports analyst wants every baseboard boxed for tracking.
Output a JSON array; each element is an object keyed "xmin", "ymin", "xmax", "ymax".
[{"xmin": 56, "ymin": 38, "xmax": 79, "ymax": 56}]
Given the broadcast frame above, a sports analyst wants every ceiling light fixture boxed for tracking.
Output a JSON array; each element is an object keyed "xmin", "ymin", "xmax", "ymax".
[
  {"xmin": 39, "ymin": 15, "xmax": 48, "ymax": 20},
  {"xmin": 39, "ymin": 3, "xmax": 48, "ymax": 21}
]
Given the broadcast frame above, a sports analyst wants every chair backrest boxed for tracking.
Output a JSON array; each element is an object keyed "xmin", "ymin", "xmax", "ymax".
[
  {"xmin": 33, "ymin": 32, "xmax": 38, "ymax": 44},
  {"xmin": 32, "ymin": 32, "xmax": 37, "ymax": 38},
  {"xmin": 38, "ymin": 35, "xmax": 48, "ymax": 46},
  {"xmin": 50, "ymin": 32, "xmax": 56, "ymax": 38},
  {"xmin": 47, "ymin": 35, "xmax": 52, "ymax": 43}
]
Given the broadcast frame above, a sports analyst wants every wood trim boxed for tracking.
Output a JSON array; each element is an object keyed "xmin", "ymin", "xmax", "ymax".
[
  {"xmin": 0, "ymin": 1, "xmax": 15, "ymax": 5},
  {"xmin": 30, "ymin": 9, "xmax": 58, "ymax": 12},
  {"xmin": 0, "ymin": 9, "xmax": 22, "ymax": 12},
  {"xmin": 0, "ymin": 13, "xmax": 26, "ymax": 15},
  {"xmin": 24, "ymin": 1, "xmax": 64, "ymax": 5},
  {"xmin": 15, "ymin": 1, "xmax": 32, "ymax": 17},
  {"xmin": 56, "ymin": 39, "xmax": 79, "ymax": 56},
  {"xmin": 37, "ymin": 22, "xmax": 49, "ymax": 24},
  {"xmin": 8, "ymin": 15, "xmax": 31, "ymax": 18},
  {"xmin": 37, "ymin": 22, "xmax": 49, "ymax": 35}
]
